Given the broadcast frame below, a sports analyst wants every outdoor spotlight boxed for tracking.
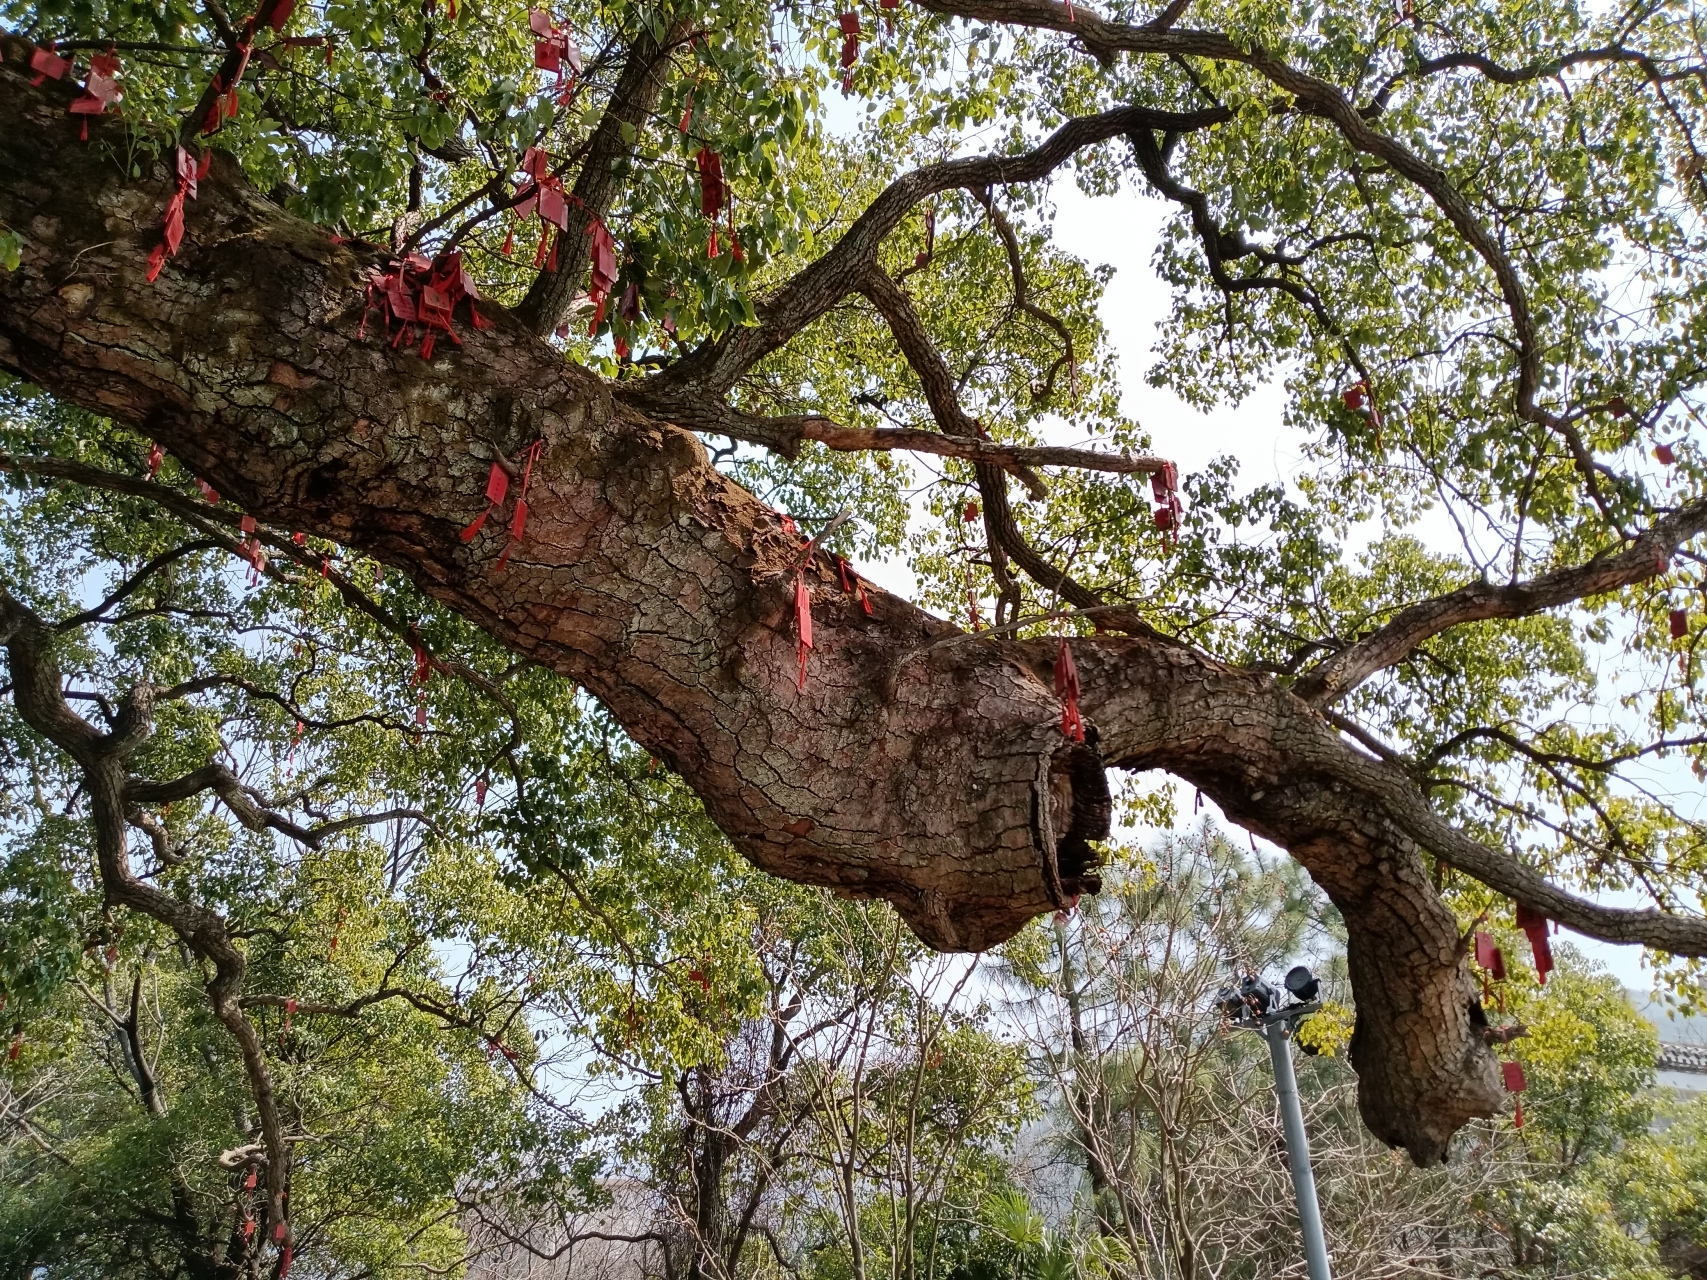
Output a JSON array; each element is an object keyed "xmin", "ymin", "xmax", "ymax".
[
  {"xmin": 1239, "ymin": 973, "xmax": 1275, "ymax": 1015},
  {"xmin": 1284, "ymin": 965, "xmax": 1321, "ymax": 1003}
]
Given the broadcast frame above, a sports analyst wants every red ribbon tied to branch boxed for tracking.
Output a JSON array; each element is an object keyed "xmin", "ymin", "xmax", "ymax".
[
  {"xmin": 1054, "ymin": 637, "xmax": 1085, "ymax": 743},
  {"xmin": 837, "ymin": 557, "xmax": 873, "ymax": 615},
  {"xmin": 1341, "ymin": 379, "xmax": 1384, "ymax": 430},
  {"xmin": 838, "ymin": 12, "xmax": 862, "ymax": 65},
  {"xmin": 460, "ymin": 462, "xmax": 510, "ymax": 542},
  {"xmin": 588, "ymin": 218, "xmax": 618, "ymax": 333},
  {"xmin": 147, "ymin": 146, "xmax": 212, "ymax": 282},
  {"xmin": 794, "ymin": 573, "xmax": 814, "ymax": 692},
  {"xmin": 495, "ymin": 439, "xmax": 544, "ymax": 573},
  {"xmin": 1513, "ymin": 903, "xmax": 1554, "ymax": 985},
  {"xmin": 1150, "ymin": 460, "xmax": 1183, "ymax": 543}
]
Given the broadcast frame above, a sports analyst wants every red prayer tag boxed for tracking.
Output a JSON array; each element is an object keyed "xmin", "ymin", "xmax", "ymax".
[
  {"xmin": 1671, "ymin": 608, "xmax": 1689, "ymax": 637},
  {"xmin": 485, "ymin": 462, "xmax": 510, "ymax": 505},
  {"xmin": 1514, "ymin": 904, "xmax": 1554, "ymax": 984},
  {"xmin": 1656, "ymin": 442, "xmax": 1676, "ymax": 465},
  {"xmin": 146, "ymin": 442, "xmax": 164, "ymax": 478},
  {"xmin": 197, "ymin": 478, "xmax": 220, "ymax": 503},
  {"xmin": 30, "ymin": 47, "xmax": 70, "ymax": 81},
  {"xmin": 529, "ymin": 8, "xmax": 554, "ymax": 35},
  {"xmin": 696, "ymin": 149, "xmax": 725, "ymax": 218},
  {"xmin": 538, "ymin": 185, "xmax": 568, "ymax": 230},
  {"xmin": 1473, "ymin": 931, "xmax": 1506, "ymax": 981},
  {"xmin": 535, "ymin": 40, "xmax": 561, "ymax": 72},
  {"xmin": 1501, "ymin": 1060, "xmax": 1527, "ymax": 1092},
  {"xmin": 794, "ymin": 574, "xmax": 813, "ymax": 691},
  {"xmin": 1054, "ymin": 637, "xmax": 1085, "ymax": 742}
]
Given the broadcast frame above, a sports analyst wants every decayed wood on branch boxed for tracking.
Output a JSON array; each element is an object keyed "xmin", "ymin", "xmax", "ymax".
[{"xmin": 2, "ymin": 37, "xmax": 1705, "ymax": 1167}]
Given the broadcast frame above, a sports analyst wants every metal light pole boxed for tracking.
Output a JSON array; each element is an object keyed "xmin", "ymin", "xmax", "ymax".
[{"xmin": 1218, "ymin": 969, "xmax": 1333, "ymax": 1280}]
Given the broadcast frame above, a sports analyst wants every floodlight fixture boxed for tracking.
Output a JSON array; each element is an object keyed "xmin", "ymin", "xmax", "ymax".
[{"xmin": 1285, "ymin": 965, "xmax": 1321, "ymax": 1003}]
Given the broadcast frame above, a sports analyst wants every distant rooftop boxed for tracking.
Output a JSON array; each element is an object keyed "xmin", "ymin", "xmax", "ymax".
[{"xmin": 1629, "ymin": 990, "xmax": 1707, "ymax": 1092}]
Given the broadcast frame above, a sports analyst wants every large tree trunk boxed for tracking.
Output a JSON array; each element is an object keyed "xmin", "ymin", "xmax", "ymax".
[{"xmin": 0, "ymin": 54, "xmax": 1510, "ymax": 1162}]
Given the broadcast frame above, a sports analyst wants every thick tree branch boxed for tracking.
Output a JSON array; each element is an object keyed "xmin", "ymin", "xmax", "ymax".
[
  {"xmin": 858, "ymin": 265, "xmax": 1154, "ymax": 628},
  {"xmin": 1075, "ymin": 633, "xmax": 1707, "ymax": 1160},
  {"xmin": 0, "ymin": 55, "xmax": 1693, "ymax": 1166},
  {"xmin": 908, "ymin": 0, "xmax": 1623, "ymax": 502},
  {"xmin": 516, "ymin": 22, "xmax": 686, "ymax": 335},
  {"xmin": 0, "ymin": 591, "xmax": 293, "ymax": 1251},
  {"xmin": 1293, "ymin": 497, "xmax": 1707, "ymax": 705},
  {"xmin": 53, "ymin": 540, "xmax": 225, "ymax": 629},
  {"xmin": 124, "ymin": 761, "xmax": 429, "ymax": 847},
  {"xmin": 646, "ymin": 103, "xmax": 1230, "ymax": 398},
  {"xmin": 611, "ymin": 392, "xmax": 1167, "ymax": 480}
]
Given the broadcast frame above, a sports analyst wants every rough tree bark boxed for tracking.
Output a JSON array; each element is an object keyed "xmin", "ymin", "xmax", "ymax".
[{"xmin": 2, "ymin": 53, "xmax": 1704, "ymax": 1164}]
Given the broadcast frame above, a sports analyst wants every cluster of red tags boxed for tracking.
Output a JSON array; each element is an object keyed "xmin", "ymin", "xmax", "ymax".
[
  {"xmin": 507, "ymin": 146, "xmax": 624, "ymax": 336},
  {"xmin": 358, "ymin": 249, "xmax": 492, "ymax": 361},
  {"xmin": 237, "ymin": 515, "xmax": 268, "ymax": 584},
  {"xmin": 1472, "ymin": 903, "xmax": 1556, "ymax": 1127},
  {"xmin": 119, "ymin": 0, "xmax": 302, "ymax": 281},
  {"xmin": 530, "ymin": 8, "xmax": 583, "ymax": 86},
  {"xmin": 835, "ymin": 0, "xmax": 901, "ymax": 92},
  {"xmin": 25, "ymin": 42, "xmax": 122, "ymax": 139}
]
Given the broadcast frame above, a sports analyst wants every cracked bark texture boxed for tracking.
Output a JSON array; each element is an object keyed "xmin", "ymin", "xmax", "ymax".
[
  {"xmin": 0, "ymin": 61, "xmax": 1105, "ymax": 959},
  {"xmin": 0, "ymin": 54, "xmax": 1661, "ymax": 1163}
]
